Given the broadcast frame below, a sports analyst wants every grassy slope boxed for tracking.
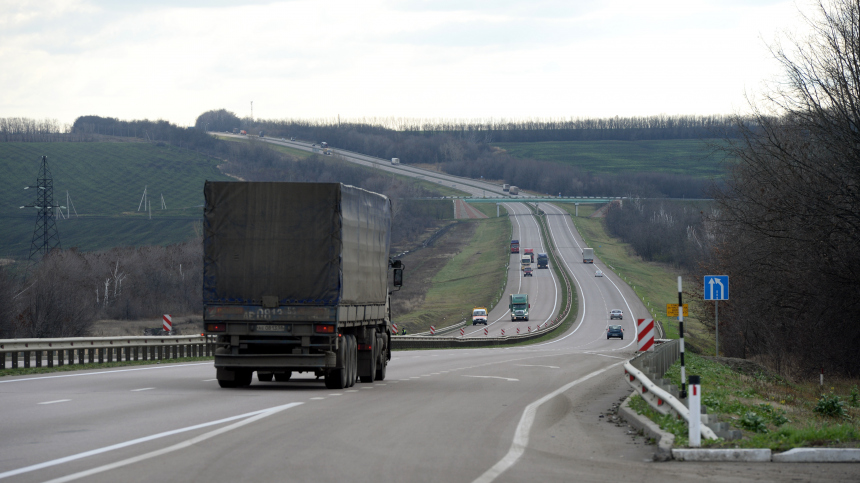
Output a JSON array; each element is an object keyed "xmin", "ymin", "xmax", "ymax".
[
  {"xmin": 394, "ymin": 215, "xmax": 510, "ymax": 330},
  {"xmin": 494, "ymin": 139, "xmax": 726, "ymax": 178},
  {"xmin": 0, "ymin": 142, "xmax": 232, "ymax": 258},
  {"xmin": 554, "ymin": 202, "xmax": 708, "ymax": 341}
]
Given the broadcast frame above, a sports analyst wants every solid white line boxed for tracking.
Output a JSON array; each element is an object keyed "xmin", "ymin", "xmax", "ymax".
[
  {"xmin": 42, "ymin": 402, "xmax": 303, "ymax": 483},
  {"xmin": 0, "ymin": 403, "xmax": 302, "ymax": 480},
  {"xmin": 0, "ymin": 362, "xmax": 212, "ymax": 384},
  {"xmin": 130, "ymin": 387, "xmax": 153, "ymax": 392},
  {"xmin": 37, "ymin": 399, "xmax": 71, "ymax": 405},
  {"xmin": 202, "ymin": 379, "xmax": 217, "ymax": 382},
  {"xmin": 462, "ymin": 375, "xmax": 519, "ymax": 382},
  {"xmin": 515, "ymin": 364, "xmax": 559, "ymax": 369},
  {"xmin": 472, "ymin": 361, "xmax": 624, "ymax": 483}
]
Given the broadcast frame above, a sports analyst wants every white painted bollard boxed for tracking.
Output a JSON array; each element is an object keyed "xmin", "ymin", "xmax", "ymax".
[
  {"xmin": 689, "ymin": 375, "xmax": 701, "ymax": 447},
  {"xmin": 163, "ymin": 314, "xmax": 172, "ymax": 334}
]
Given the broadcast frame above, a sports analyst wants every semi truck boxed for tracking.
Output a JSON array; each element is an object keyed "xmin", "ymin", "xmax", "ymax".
[
  {"xmin": 520, "ymin": 254, "xmax": 531, "ymax": 271},
  {"xmin": 509, "ymin": 186, "xmax": 519, "ymax": 195},
  {"xmin": 537, "ymin": 253, "xmax": 548, "ymax": 269},
  {"xmin": 203, "ymin": 181, "xmax": 403, "ymax": 390},
  {"xmin": 503, "ymin": 184, "xmax": 510, "ymax": 192},
  {"xmin": 510, "ymin": 294, "xmax": 529, "ymax": 321},
  {"xmin": 510, "ymin": 239, "xmax": 519, "ymax": 253},
  {"xmin": 582, "ymin": 247, "xmax": 594, "ymax": 263},
  {"xmin": 523, "ymin": 248, "xmax": 534, "ymax": 263}
]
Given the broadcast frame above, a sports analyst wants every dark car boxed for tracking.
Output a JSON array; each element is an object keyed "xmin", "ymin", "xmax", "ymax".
[
  {"xmin": 523, "ymin": 266, "xmax": 534, "ymax": 277},
  {"xmin": 607, "ymin": 325, "xmax": 624, "ymax": 340}
]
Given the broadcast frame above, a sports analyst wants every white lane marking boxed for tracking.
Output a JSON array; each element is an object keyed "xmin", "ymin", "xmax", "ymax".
[
  {"xmin": 42, "ymin": 402, "xmax": 303, "ymax": 483},
  {"xmin": 0, "ymin": 362, "xmax": 212, "ymax": 384},
  {"xmin": 328, "ymin": 393, "xmax": 343, "ymax": 396},
  {"xmin": 462, "ymin": 375, "xmax": 519, "ymax": 382},
  {"xmin": 130, "ymin": 388, "xmax": 153, "ymax": 392},
  {"xmin": 361, "ymin": 387, "xmax": 374, "ymax": 389},
  {"xmin": 0, "ymin": 403, "xmax": 303, "ymax": 481},
  {"xmin": 515, "ymin": 364, "xmax": 559, "ymax": 369},
  {"xmin": 310, "ymin": 397, "xmax": 325, "ymax": 400},
  {"xmin": 345, "ymin": 390, "xmax": 359, "ymax": 392},
  {"xmin": 37, "ymin": 399, "xmax": 71, "ymax": 405},
  {"xmin": 584, "ymin": 352, "xmax": 626, "ymax": 359},
  {"xmin": 472, "ymin": 362, "xmax": 624, "ymax": 483},
  {"xmin": 377, "ymin": 383, "xmax": 387, "ymax": 386},
  {"xmin": 201, "ymin": 379, "xmax": 217, "ymax": 382}
]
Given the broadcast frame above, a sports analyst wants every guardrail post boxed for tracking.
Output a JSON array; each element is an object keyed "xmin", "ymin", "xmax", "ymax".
[
  {"xmin": 97, "ymin": 348, "xmax": 103, "ymax": 364},
  {"xmin": 24, "ymin": 351, "xmax": 30, "ymax": 368},
  {"xmin": 88, "ymin": 348, "xmax": 94, "ymax": 364},
  {"xmin": 11, "ymin": 351, "xmax": 18, "ymax": 369},
  {"xmin": 58, "ymin": 349, "xmax": 64, "ymax": 366},
  {"xmin": 158, "ymin": 346, "xmax": 163, "ymax": 361},
  {"xmin": 143, "ymin": 346, "xmax": 149, "ymax": 361},
  {"xmin": 35, "ymin": 350, "xmax": 42, "ymax": 367},
  {"xmin": 47, "ymin": 350, "xmax": 54, "ymax": 368}
]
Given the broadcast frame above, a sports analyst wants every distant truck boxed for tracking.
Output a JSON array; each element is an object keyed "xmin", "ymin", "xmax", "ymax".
[
  {"xmin": 391, "ymin": 158, "xmax": 400, "ymax": 165},
  {"xmin": 503, "ymin": 184, "xmax": 510, "ymax": 192},
  {"xmin": 510, "ymin": 239, "xmax": 519, "ymax": 253},
  {"xmin": 320, "ymin": 141, "xmax": 328, "ymax": 148},
  {"xmin": 520, "ymin": 254, "xmax": 531, "ymax": 271},
  {"xmin": 472, "ymin": 307, "xmax": 488, "ymax": 326},
  {"xmin": 582, "ymin": 247, "xmax": 594, "ymax": 263},
  {"xmin": 509, "ymin": 186, "xmax": 519, "ymax": 195},
  {"xmin": 259, "ymin": 131, "xmax": 265, "ymax": 138},
  {"xmin": 523, "ymin": 248, "xmax": 534, "ymax": 263},
  {"xmin": 233, "ymin": 128, "xmax": 239, "ymax": 134},
  {"xmin": 510, "ymin": 294, "xmax": 529, "ymax": 321},
  {"xmin": 203, "ymin": 181, "xmax": 403, "ymax": 390},
  {"xmin": 240, "ymin": 130, "xmax": 247, "ymax": 135},
  {"xmin": 537, "ymin": 253, "xmax": 548, "ymax": 269}
]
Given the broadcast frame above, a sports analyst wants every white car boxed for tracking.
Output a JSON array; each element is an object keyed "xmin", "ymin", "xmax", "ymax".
[
  {"xmin": 610, "ymin": 309, "xmax": 623, "ymax": 320},
  {"xmin": 595, "ymin": 270, "xmax": 603, "ymax": 277}
]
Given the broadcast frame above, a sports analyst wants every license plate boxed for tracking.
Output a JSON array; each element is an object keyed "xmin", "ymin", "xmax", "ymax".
[{"xmin": 255, "ymin": 324, "xmax": 287, "ymax": 332}]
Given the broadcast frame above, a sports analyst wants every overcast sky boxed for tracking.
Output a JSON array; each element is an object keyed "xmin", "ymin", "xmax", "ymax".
[{"xmin": 1, "ymin": 0, "xmax": 811, "ymax": 127}]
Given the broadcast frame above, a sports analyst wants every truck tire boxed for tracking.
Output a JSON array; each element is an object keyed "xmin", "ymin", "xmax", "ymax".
[
  {"xmin": 274, "ymin": 372, "xmax": 292, "ymax": 382},
  {"xmin": 347, "ymin": 335, "xmax": 357, "ymax": 388},
  {"xmin": 325, "ymin": 337, "xmax": 348, "ymax": 389},
  {"xmin": 360, "ymin": 337, "xmax": 376, "ymax": 383}
]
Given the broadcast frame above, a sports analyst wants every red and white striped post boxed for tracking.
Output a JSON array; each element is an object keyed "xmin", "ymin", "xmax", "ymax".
[
  {"xmin": 501, "ymin": 328, "xmax": 505, "ymax": 336},
  {"xmin": 483, "ymin": 327, "xmax": 488, "ymax": 336},
  {"xmin": 392, "ymin": 324, "xmax": 398, "ymax": 335},
  {"xmin": 163, "ymin": 314, "xmax": 172, "ymax": 334},
  {"xmin": 637, "ymin": 318, "xmax": 655, "ymax": 352},
  {"xmin": 430, "ymin": 326, "xmax": 435, "ymax": 335},
  {"xmin": 460, "ymin": 327, "xmax": 465, "ymax": 336},
  {"xmin": 516, "ymin": 327, "xmax": 520, "ymax": 334},
  {"xmin": 527, "ymin": 326, "xmax": 531, "ymax": 333}
]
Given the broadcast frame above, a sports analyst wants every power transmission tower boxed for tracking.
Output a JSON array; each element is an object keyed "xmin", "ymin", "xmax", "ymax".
[{"xmin": 21, "ymin": 155, "xmax": 62, "ymax": 263}]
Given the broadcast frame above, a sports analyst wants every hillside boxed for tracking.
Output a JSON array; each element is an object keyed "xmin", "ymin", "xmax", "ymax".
[
  {"xmin": 493, "ymin": 139, "xmax": 728, "ymax": 178},
  {"xmin": 0, "ymin": 142, "xmax": 233, "ymax": 259}
]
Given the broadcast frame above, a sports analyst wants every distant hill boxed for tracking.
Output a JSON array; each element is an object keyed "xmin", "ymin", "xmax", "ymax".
[{"xmin": 0, "ymin": 142, "xmax": 233, "ymax": 259}]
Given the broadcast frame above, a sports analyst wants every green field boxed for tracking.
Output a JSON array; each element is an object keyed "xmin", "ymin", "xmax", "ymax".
[
  {"xmin": 0, "ymin": 142, "xmax": 232, "ymax": 259},
  {"xmin": 494, "ymin": 139, "xmax": 728, "ymax": 178}
]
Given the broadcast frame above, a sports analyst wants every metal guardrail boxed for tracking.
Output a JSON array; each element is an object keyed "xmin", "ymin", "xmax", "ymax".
[{"xmin": 1, "ymin": 335, "xmax": 215, "ymax": 370}]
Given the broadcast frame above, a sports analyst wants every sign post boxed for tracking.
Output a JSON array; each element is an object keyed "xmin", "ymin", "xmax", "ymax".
[{"xmin": 704, "ymin": 275, "xmax": 729, "ymax": 355}]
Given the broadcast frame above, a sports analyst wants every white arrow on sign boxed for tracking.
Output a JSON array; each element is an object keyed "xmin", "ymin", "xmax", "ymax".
[{"xmin": 709, "ymin": 277, "xmax": 724, "ymax": 300}]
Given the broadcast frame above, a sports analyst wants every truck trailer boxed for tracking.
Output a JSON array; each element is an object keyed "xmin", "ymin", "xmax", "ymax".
[
  {"xmin": 203, "ymin": 182, "xmax": 403, "ymax": 389},
  {"xmin": 582, "ymin": 247, "xmax": 594, "ymax": 263},
  {"xmin": 509, "ymin": 186, "xmax": 519, "ymax": 195}
]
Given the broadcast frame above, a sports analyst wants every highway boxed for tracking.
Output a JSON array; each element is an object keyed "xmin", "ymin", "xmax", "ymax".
[{"xmin": 1, "ymin": 137, "xmax": 855, "ymax": 482}]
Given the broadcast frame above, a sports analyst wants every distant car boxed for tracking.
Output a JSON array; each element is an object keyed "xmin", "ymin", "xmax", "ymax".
[
  {"xmin": 607, "ymin": 325, "xmax": 624, "ymax": 340},
  {"xmin": 523, "ymin": 266, "xmax": 534, "ymax": 277},
  {"xmin": 610, "ymin": 309, "xmax": 623, "ymax": 320},
  {"xmin": 290, "ymin": 137, "xmax": 295, "ymax": 141},
  {"xmin": 595, "ymin": 270, "xmax": 603, "ymax": 277}
]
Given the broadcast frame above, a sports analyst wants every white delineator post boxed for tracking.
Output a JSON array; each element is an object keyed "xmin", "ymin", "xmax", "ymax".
[
  {"xmin": 637, "ymin": 318, "xmax": 655, "ymax": 352},
  {"xmin": 163, "ymin": 314, "xmax": 172, "ymax": 334},
  {"xmin": 689, "ymin": 375, "xmax": 701, "ymax": 447}
]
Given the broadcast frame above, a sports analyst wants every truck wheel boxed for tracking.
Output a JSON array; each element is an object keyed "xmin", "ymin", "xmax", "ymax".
[
  {"xmin": 274, "ymin": 372, "xmax": 292, "ymax": 382},
  {"xmin": 375, "ymin": 356, "xmax": 387, "ymax": 381},
  {"xmin": 257, "ymin": 372, "xmax": 274, "ymax": 382},
  {"xmin": 360, "ymin": 339, "xmax": 376, "ymax": 383},
  {"xmin": 347, "ymin": 335, "xmax": 357, "ymax": 388},
  {"xmin": 325, "ymin": 337, "xmax": 348, "ymax": 389},
  {"xmin": 235, "ymin": 370, "xmax": 252, "ymax": 387},
  {"xmin": 218, "ymin": 378, "xmax": 240, "ymax": 388}
]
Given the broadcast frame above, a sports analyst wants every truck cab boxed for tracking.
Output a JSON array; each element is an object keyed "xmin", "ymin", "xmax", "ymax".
[
  {"xmin": 510, "ymin": 239, "xmax": 519, "ymax": 253},
  {"xmin": 537, "ymin": 253, "xmax": 548, "ymax": 269},
  {"xmin": 520, "ymin": 254, "xmax": 531, "ymax": 271},
  {"xmin": 523, "ymin": 248, "xmax": 534, "ymax": 263},
  {"xmin": 509, "ymin": 294, "xmax": 529, "ymax": 321}
]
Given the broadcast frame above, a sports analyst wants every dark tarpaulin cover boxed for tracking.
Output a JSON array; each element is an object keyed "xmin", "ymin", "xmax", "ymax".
[{"xmin": 203, "ymin": 182, "xmax": 391, "ymax": 306}]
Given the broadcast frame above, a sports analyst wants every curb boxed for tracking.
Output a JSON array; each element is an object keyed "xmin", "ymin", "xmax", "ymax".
[
  {"xmin": 618, "ymin": 392, "xmax": 674, "ymax": 461},
  {"xmin": 772, "ymin": 448, "xmax": 860, "ymax": 463},
  {"xmin": 672, "ymin": 448, "xmax": 771, "ymax": 462}
]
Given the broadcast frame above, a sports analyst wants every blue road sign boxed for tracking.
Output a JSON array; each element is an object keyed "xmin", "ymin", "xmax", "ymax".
[{"xmin": 704, "ymin": 275, "xmax": 729, "ymax": 301}]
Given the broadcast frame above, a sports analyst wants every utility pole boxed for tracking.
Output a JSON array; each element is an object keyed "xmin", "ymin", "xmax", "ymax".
[{"xmin": 21, "ymin": 156, "xmax": 62, "ymax": 263}]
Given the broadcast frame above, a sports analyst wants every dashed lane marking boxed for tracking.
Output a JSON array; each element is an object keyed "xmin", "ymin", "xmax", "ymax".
[
  {"xmin": 462, "ymin": 375, "xmax": 519, "ymax": 382},
  {"xmin": 515, "ymin": 364, "xmax": 560, "ymax": 369},
  {"xmin": 130, "ymin": 388, "xmax": 154, "ymax": 392},
  {"xmin": 38, "ymin": 399, "xmax": 71, "ymax": 405}
]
